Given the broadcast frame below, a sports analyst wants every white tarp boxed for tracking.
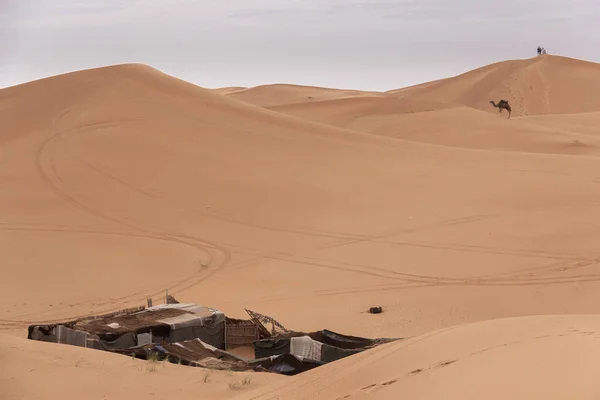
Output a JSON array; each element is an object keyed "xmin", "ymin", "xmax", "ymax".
[
  {"xmin": 290, "ymin": 336, "xmax": 323, "ymax": 362},
  {"xmin": 157, "ymin": 313, "xmax": 204, "ymax": 329}
]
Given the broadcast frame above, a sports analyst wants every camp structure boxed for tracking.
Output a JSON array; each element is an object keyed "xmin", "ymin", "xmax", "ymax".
[
  {"xmin": 116, "ymin": 337, "xmax": 255, "ymax": 371},
  {"xmin": 27, "ymin": 303, "xmax": 401, "ymax": 376},
  {"xmin": 27, "ymin": 303, "xmax": 227, "ymax": 351},
  {"xmin": 115, "ymin": 328, "xmax": 396, "ymax": 376},
  {"xmin": 252, "ymin": 329, "xmax": 398, "ymax": 374}
]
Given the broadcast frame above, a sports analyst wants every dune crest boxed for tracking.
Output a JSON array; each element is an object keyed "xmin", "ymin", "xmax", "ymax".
[
  {"xmin": 225, "ymin": 83, "xmax": 383, "ymax": 107},
  {"xmin": 213, "ymin": 86, "xmax": 248, "ymax": 95},
  {"xmin": 232, "ymin": 56, "xmax": 600, "ymax": 156},
  {"xmin": 390, "ymin": 55, "xmax": 600, "ymax": 116}
]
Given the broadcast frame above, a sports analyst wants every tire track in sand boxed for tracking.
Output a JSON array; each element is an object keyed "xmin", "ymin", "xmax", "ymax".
[{"xmin": 10, "ymin": 111, "xmax": 234, "ymax": 326}]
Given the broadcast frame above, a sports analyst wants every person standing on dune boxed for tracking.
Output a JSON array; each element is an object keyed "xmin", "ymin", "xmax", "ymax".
[{"xmin": 537, "ymin": 46, "xmax": 542, "ymax": 56}]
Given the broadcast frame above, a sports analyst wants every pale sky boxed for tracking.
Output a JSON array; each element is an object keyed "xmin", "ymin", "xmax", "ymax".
[{"xmin": 2, "ymin": 0, "xmax": 600, "ymax": 91}]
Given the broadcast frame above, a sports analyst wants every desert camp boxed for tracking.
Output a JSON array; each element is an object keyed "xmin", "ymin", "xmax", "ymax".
[
  {"xmin": 27, "ymin": 298, "xmax": 398, "ymax": 376},
  {"xmin": 4, "ymin": 1, "xmax": 600, "ymax": 399},
  {"xmin": 5, "ymin": 52, "xmax": 600, "ymax": 400}
]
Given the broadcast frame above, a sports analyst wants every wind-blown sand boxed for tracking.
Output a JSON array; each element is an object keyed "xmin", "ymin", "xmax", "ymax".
[{"xmin": 3, "ymin": 54, "xmax": 600, "ymax": 398}]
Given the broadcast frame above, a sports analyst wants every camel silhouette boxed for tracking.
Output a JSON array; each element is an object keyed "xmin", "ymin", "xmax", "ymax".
[{"xmin": 489, "ymin": 100, "xmax": 512, "ymax": 119}]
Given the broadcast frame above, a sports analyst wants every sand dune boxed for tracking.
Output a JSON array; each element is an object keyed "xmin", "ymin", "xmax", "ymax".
[
  {"xmin": 0, "ymin": 333, "xmax": 280, "ymax": 400},
  {"xmin": 273, "ymin": 101, "xmax": 600, "ymax": 156},
  {"xmin": 268, "ymin": 95, "xmax": 457, "ymax": 128},
  {"xmin": 3, "ymin": 57, "xmax": 600, "ymax": 399},
  {"xmin": 389, "ymin": 55, "xmax": 600, "ymax": 117},
  {"xmin": 225, "ymin": 83, "xmax": 382, "ymax": 107},
  {"xmin": 233, "ymin": 315, "xmax": 600, "ymax": 400},
  {"xmin": 226, "ymin": 56, "xmax": 600, "ymax": 155},
  {"xmin": 213, "ymin": 86, "xmax": 248, "ymax": 95}
]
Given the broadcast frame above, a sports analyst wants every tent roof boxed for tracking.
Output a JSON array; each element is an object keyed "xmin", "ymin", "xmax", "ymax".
[{"xmin": 64, "ymin": 304, "xmax": 225, "ymax": 336}]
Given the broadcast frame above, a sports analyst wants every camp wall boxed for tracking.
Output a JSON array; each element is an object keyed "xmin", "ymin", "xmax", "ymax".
[{"xmin": 224, "ymin": 317, "xmax": 259, "ymax": 350}]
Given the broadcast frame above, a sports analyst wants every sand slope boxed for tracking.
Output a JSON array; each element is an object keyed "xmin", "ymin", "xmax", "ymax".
[
  {"xmin": 246, "ymin": 57, "xmax": 600, "ymax": 156},
  {"xmin": 275, "ymin": 102, "xmax": 600, "ymax": 156},
  {"xmin": 213, "ymin": 86, "xmax": 248, "ymax": 95},
  {"xmin": 225, "ymin": 83, "xmax": 382, "ymax": 107},
  {"xmin": 0, "ymin": 63, "xmax": 431, "ymax": 328},
  {"xmin": 233, "ymin": 315, "xmax": 600, "ymax": 400},
  {"xmin": 268, "ymin": 95, "xmax": 457, "ymax": 129},
  {"xmin": 389, "ymin": 55, "xmax": 600, "ymax": 117},
  {"xmin": 4, "ymin": 58, "xmax": 600, "ymax": 398},
  {"xmin": 0, "ymin": 333, "xmax": 280, "ymax": 400}
]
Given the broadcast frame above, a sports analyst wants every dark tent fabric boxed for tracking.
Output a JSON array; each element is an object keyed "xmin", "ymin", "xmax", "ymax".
[
  {"xmin": 254, "ymin": 337, "xmax": 291, "ymax": 359},
  {"xmin": 89, "ymin": 332, "xmax": 137, "ymax": 351},
  {"xmin": 72, "ymin": 308, "xmax": 183, "ymax": 336},
  {"xmin": 320, "ymin": 343, "xmax": 363, "ymax": 363},
  {"xmin": 310, "ymin": 329, "xmax": 378, "ymax": 350},
  {"xmin": 28, "ymin": 326, "xmax": 57, "ymax": 343},
  {"xmin": 162, "ymin": 339, "xmax": 243, "ymax": 363},
  {"xmin": 249, "ymin": 354, "xmax": 324, "ymax": 376},
  {"xmin": 277, "ymin": 329, "xmax": 384, "ymax": 349},
  {"xmin": 118, "ymin": 340, "xmax": 325, "ymax": 375},
  {"xmin": 252, "ymin": 330, "xmax": 401, "ymax": 365},
  {"xmin": 269, "ymin": 329, "xmax": 398, "ymax": 348},
  {"xmin": 117, "ymin": 339, "xmax": 251, "ymax": 371},
  {"xmin": 168, "ymin": 323, "xmax": 224, "ymax": 348},
  {"xmin": 28, "ymin": 304, "xmax": 228, "ymax": 352}
]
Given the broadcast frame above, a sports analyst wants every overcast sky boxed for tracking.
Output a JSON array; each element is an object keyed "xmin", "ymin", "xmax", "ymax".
[{"xmin": 2, "ymin": 0, "xmax": 600, "ymax": 91}]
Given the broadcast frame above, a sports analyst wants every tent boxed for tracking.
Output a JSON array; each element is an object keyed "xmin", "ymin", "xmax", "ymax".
[
  {"xmin": 254, "ymin": 329, "xmax": 399, "ymax": 364},
  {"xmin": 27, "ymin": 303, "xmax": 226, "ymax": 351},
  {"xmin": 27, "ymin": 304, "xmax": 401, "ymax": 376}
]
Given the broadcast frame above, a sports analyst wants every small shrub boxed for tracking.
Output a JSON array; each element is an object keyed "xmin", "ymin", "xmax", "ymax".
[{"xmin": 146, "ymin": 351, "xmax": 160, "ymax": 372}]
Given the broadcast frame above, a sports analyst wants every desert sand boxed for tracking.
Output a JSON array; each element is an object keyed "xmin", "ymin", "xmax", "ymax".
[
  {"xmin": 2, "ymin": 54, "xmax": 600, "ymax": 398},
  {"xmin": 233, "ymin": 315, "xmax": 600, "ymax": 400}
]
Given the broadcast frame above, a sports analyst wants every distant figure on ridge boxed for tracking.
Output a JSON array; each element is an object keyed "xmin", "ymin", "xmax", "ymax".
[
  {"xmin": 537, "ymin": 46, "xmax": 542, "ymax": 56},
  {"xmin": 489, "ymin": 100, "xmax": 512, "ymax": 119}
]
